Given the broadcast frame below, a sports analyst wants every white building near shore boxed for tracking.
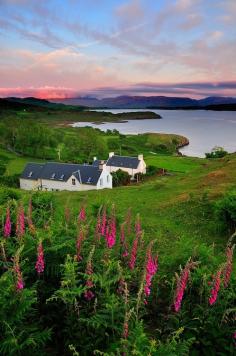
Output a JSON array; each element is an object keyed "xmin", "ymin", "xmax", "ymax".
[
  {"xmin": 20, "ymin": 162, "xmax": 112, "ymax": 191},
  {"xmin": 93, "ymin": 152, "xmax": 146, "ymax": 178}
]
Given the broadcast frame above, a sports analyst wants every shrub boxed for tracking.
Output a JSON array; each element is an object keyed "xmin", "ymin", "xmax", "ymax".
[
  {"xmin": 146, "ymin": 165, "xmax": 161, "ymax": 177},
  {"xmin": 205, "ymin": 146, "xmax": 228, "ymax": 159},
  {"xmin": 0, "ymin": 174, "xmax": 20, "ymax": 188},
  {"xmin": 215, "ymin": 191, "xmax": 236, "ymax": 232},
  {"xmin": 0, "ymin": 187, "xmax": 20, "ymax": 205},
  {"xmin": 111, "ymin": 169, "xmax": 131, "ymax": 187}
]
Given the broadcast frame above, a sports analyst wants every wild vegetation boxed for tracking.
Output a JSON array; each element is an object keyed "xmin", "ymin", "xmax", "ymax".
[
  {"xmin": 0, "ymin": 191, "xmax": 235, "ymax": 355},
  {"xmin": 0, "ymin": 102, "xmax": 235, "ymax": 355}
]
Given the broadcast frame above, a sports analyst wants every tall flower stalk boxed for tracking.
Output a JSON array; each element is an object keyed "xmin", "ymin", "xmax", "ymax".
[
  {"xmin": 27, "ymin": 199, "xmax": 36, "ymax": 235},
  {"xmin": 4, "ymin": 206, "xmax": 11, "ymax": 238},
  {"xmin": 35, "ymin": 241, "xmax": 45, "ymax": 274},
  {"xmin": 78, "ymin": 206, "xmax": 86, "ymax": 222},
  {"xmin": 120, "ymin": 223, "xmax": 129, "ymax": 257},
  {"xmin": 95, "ymin": 206, "xmax": 102, "ymax": 241},
  {"xmin": 101, "ymin": 206, "xmax": 107, "ymax": 236},
  {"xmin": 13, "ymin": 248, "xmax": 24, "ymax": 291},
  {"xmin": 209, "ymin": 268, "xmax": 222, "ymax": 306},
  {"xmin": 144, "ymin": 242, "xmax": 158, "ymax": 304},
  {"xmin": 129, "ymin": 215, "xmax": 142, "ymax": 269},
  {"xmin": 84, "ymin": 245, "xmax": 95, "ymax": 301},
  {"xmin": 173, "ymin": 259, "xmax": 197, "ymax": 312},
  {"xmin": 223, "ymin": 245, "xmax": 235, "ymax": 288},
  {"xmin": 16, "ymin": 203, "xmax": 25, "ymax": 239},
  {"xmin": 105, "ymin": 220, "xmax": 116, "ymax": 249},
  {"xmin": 76, "ymin": 227, "xmax": 85, "ymax": 261}
]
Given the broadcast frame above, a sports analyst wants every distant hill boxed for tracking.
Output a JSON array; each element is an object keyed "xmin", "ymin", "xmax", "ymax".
[
  {"xmin": 0, "ymin": 97, "xmax": 87, "ymax": 111},
  {"xmin": 51, "ymin": 95, "xmax": 236, "ymax": 109},
  {"xmin": 1, "ymin": 96, "xmax": 236, "ymax": 111}
]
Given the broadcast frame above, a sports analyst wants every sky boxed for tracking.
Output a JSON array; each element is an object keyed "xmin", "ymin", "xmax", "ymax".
[{"xmin": 0, "ymin": 0, "xmax": 236, "ymax": 99}]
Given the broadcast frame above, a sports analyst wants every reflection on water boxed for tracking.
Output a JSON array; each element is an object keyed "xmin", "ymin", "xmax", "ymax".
[{"xmin": 72, "ymin": 109, "xmax": 236, "ymax": 158}]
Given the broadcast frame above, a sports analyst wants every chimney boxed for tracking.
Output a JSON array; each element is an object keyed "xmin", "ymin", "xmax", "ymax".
[
  {"xmin": 138, "ymin": 154, "xmax": 143, "ymax": 161},
  {"xmin": 99, "ymin": 160, "xmax": 106, "ymax": 170},
  {"xmin": 93, "ymin": 156, "xmax": 97, "ymax": 162},
  {"xmin": 109, "ymin": 152, "xmax": 114, "ymax": 158}
]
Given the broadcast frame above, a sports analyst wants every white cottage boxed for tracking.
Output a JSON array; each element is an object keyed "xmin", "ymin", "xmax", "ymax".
[
  {"xmin": 20, "ymin": 162, "xmax": 112, "ymax": 191},
  {"xmin": 93, "ymin": 152, "xmax": 146, "ymax": 178}
]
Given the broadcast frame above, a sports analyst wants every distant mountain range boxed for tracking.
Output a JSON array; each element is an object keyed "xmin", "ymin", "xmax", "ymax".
[
  {"xmin": 1, "ymin": 96, "xmax": 236, "ymax": 111},
  {"xmin": 50, "ymin": 95, "xmax": 236, "ymax": 109}
]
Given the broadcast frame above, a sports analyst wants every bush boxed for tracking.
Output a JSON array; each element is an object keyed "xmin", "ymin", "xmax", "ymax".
[
  {"xmin": 146, "ymin": 165, "xmax": 161, "ymax": 177},
  {"xmin": 0, "ymin": 187, "xmax": 20, "ymax": 205},
  {"xmin": 111, "ymin": 169, "xmax": 131, "ymax": 187},
  {"xmin": 0, "ymin": 174, "xmax": 20, "ymax": 188},
  {"xmin": 215, "ymin": 191, "xmax": 236, "ymax": 232},
  {"xmin": 205, "ymin": 146, "xmax": 228, "ymax": 159}
]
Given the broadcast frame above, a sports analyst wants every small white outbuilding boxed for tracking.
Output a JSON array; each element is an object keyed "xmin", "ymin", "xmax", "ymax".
[{"xmin": 93, "ymin": 152, "xmax": 146, "ymax": 178}]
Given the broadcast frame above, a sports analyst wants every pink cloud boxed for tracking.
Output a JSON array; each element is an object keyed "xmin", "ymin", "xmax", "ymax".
[{"xmin": 0, "ymin": 86, "xmax": 78, "ymax": 99}]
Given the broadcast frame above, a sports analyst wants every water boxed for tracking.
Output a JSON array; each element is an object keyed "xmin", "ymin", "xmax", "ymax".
[{"xmin": 72, "ymin": 109, "xmax": 236, "ymax": 157}]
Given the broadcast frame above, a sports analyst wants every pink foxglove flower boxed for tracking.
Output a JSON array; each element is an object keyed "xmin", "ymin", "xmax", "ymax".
[
  {"xmin": 209, "ymin": 268, "xmax": 222, "ymax": 306},
  {"xmin": 144, "ymin": 244, "xmax": 158, "ymax": 303},
  {"xmin": 223, "ymin": 245, "xmax": 235, "ymax": 288},
  {"xmin": 16, "ymin": 203, "xmax": 25, "ymax": 238},
  {"xmin": 4, "ymin": 206, "xmax": 11, "ymax": 238},
  {"xmin": 78, "ymin": 206, "xmax": 86, "ymax": 221},
  {"xmin": 105, "ymin": 221, "xmax": 116, "ymax": 249},
  {"xmin": 173, "ymin": 259, "xmax": 197, "ymax": 312},
  {"xmin": 129, "ymin": 236, "xmax": 139, "ymax": 270},
  {"xmin": 35, "ymin": 241, "xmax": 45, "ymax": 274}
]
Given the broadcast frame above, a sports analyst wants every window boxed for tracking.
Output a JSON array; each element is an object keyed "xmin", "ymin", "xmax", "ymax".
[
  {"xmin": 28, "ymin": 171, "xmax": 33, "ymax": 178},
  {"xmin": 59, "ymin": 174, "xmax": 65, "ymax": 180},
  {"xmin": 72, "ymin": 178, "xmax": 76, "ymax": 185},
  {"xmin": 107, "ymin": 175, "xmax": 109, "ymax": 183},
  {"xmin": 100, "ymin": 178, "xmax": 103, "ymax": 186},
  {"xmin": 51, "ymin": 173, "xmax": 56, "ymax": 179}
]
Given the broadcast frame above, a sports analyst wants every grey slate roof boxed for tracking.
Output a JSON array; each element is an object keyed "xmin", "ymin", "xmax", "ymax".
[
  {"xmin": 21, "ymin": 162, "xmax": 103, "ymax": 185},
  {"xmin": 106, "ymin": 155, "xmax": 140, "ymax": 169},
  {"xmin": 92, "ymin": 159, "xmax": 107, "ymax": 167},
  {"xmin": 21, "ymin": 163, "xmax": 45, "ymax": 180}
]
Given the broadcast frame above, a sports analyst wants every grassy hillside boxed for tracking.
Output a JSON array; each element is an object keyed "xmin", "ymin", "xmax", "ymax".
[{"xmin": 0, "ymin": 151, "xmax": 235, "ymax": 354}]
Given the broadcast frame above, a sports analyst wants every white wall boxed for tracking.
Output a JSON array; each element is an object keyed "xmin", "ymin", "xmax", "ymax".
[
  {"xmin": 96, "ymin": 169, "xmax": 112, "ymax": 189},
  {"xmin": 20, "ymin": 178, "xmax": 40, "ymax": 190}
]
